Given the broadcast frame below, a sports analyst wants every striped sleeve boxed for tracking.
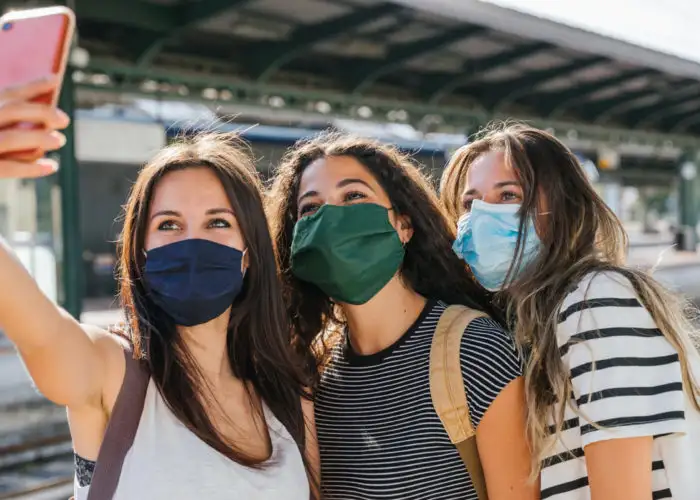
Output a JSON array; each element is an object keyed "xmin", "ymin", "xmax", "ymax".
[
  {"xmin": 558, "ymin": 271, "xmax": 687, "ymax": 448},
  {"xmin": 460, "ymin": 317, "xmax": 524, "ymax": 428}
]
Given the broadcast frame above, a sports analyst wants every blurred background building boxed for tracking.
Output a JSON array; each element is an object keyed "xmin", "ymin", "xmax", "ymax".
[{"xmin": 1, "ymin": 0, "xmax": 700, "ymax": 496}]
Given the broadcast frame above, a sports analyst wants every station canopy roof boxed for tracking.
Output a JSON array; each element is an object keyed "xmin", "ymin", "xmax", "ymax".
[{"xmin": 13, "ymin": 0, "xmax": 700, "ymax": 148}]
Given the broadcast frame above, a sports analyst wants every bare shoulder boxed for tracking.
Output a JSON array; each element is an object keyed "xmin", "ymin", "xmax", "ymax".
[
  {"xmin": 81, "ymin": 323, "xmax": 129, "ymax": 361},
  {"xmin": 80, "ymin": 323, "xmax": 130, "ymax": 412}
]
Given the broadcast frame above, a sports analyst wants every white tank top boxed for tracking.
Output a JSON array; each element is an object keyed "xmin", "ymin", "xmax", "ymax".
[{"xmin": 75, "ymin": 380, "xmax": 309, "ymax": 500}]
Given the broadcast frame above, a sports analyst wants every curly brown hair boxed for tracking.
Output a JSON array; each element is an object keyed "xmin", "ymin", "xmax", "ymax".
[{"xmin": 267, "ymin": 131, "xmax": 496, "ymax": 381}]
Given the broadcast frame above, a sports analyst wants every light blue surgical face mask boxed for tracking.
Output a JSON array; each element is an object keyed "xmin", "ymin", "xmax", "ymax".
[{"xmin": 452, "ymin": 200, "xmax": 542, "ymax": 291}]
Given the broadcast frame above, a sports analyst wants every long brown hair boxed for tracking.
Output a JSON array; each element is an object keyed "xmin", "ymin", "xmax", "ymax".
[
  {"xmin": 267, "ymin": 131, "xmax": 495, "ymax": 379},
  {"xmin": 117, "ymin": 133, "xmax": 310, "ymax": 468},
  {"xmin": 440, "ymin": 122, "xmax": 700, "ymax": 476}
]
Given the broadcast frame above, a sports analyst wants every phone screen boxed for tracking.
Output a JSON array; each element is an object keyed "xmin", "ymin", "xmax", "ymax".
[{"xmin": 0, "ymin": 11, "xmax": 72, "ymax": 101}]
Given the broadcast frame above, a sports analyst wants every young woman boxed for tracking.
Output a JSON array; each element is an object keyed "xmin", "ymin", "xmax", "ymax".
[
  {"xmin": 268, "ymin": 132, "xmax": 538, "ymax": 500},
  {"xmin": 0, "ymin": 78, "xmax": 318, "ymax": 499},
  {"xmin": 441, "ymin": 122, "xmax": 700, "ymax": 500}
]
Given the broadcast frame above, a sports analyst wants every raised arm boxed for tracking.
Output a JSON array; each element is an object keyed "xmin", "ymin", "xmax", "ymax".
[{"xmin": 0, "ymin": 78, "xmax": 120, "ymax": 408}]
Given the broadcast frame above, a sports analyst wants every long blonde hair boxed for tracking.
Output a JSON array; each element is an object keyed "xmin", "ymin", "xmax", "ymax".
[{"xmin": 440, "ymin": 122, "xmax": 700, "ymax": 477}]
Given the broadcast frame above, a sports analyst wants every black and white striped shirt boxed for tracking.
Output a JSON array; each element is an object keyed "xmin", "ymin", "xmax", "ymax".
[
  {"xmin": 541, "ymin": 271, "xmax": 699, "ymax": 499},
  {"xmin": 314, "ymin": 300, "xmax": 523, "ymax": 499}
]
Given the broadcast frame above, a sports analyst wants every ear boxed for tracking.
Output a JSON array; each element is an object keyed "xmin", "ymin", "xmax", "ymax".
[
  {"xmin": 241, "ymin": 248, "xmax": 250, "ymax": 275},
  {"xmin": 397, "ymin": 214, "xmax": 414, "ymax": 245}
]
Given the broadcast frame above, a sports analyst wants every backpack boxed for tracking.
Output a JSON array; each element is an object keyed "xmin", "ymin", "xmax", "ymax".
[{"xmin": 429, "ymin": 305, "xmax": 489, "ymax": 500}]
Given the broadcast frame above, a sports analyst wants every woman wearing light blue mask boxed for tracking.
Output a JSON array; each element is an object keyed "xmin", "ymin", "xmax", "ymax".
[
  {"xmin": 0, "ymin": 85, "xmax": 319, "ymax": 500},
  {"xmin": 452, "ymin": 200, "xmax": 542, "ymax": 291},
  {"xmin": 441, "ymin": 123, "xmax": 700, "ymax": 500}
]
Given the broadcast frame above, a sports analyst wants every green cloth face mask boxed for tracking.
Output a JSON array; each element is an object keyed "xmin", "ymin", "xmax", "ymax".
[{"xmin": 290, "ymin": 203, "xmax": 406, "ymax": 305}]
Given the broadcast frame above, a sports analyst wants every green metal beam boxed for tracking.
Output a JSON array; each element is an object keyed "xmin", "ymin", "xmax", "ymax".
[
  {"xmin": 134, "ymin": 0, "xmax": 253, "ymax": 67},
  {"xmin": 589, "ymin": 83, "xmax": 699, "ymax": 124},
  {"xmin": 362, "ymin": 13, "xmax": 412, "ymax": 42},
  {"xmin": 252, "ymin": 3, "xmax": 400, "ymax": 82},
  {"xmin": 58, "ymin": 69, "xmax": 83, "ymax": 318},
  {"xmin": 542, "ymin": 69, "xmax": 655, "ymax": 117},
  {"xmin": 624, "ymin": 87, "xmax": 700, "ymax": 127},
  {"xmin": 80, "ymin": 59, "xmax": 700, "ymax": 149},
  {"xmin": 578, "ymin": 88, "xmax": 658, "ymax": 121},
  {"xmin": 484, "ymin": 56, "xmax": 606, "ymax": 110},
  {"xmin": 349, "ymin": 26, "xmax": 486, "ymax": 95},
  {"xmin": 676, "ymin": 153, "xmax": 698, "ymax": 251},
  {"xmin": 184, "ymin": 0, "xmax": 245, "ymax": 23},
  {"xmin": 638, "ymin": 98, "xmax": 700, "ymax": 130},
  {"xmin": 74, "ymin": 0, "xmax": 176, "ymax": 32},
  {"xmin": 670, "ymin": 109, "xmax": 700, "ymax": 133},
  {"xmin": 655, "ymin": 107, "xmax": 698, "ymax": 132},
  {"xmin": 423, "ymin": 42, "xmax": 551, "ymax": 105}
]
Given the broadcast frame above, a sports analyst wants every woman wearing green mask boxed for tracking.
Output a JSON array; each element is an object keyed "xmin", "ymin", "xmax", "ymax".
[
  {"xmin": 441, "ymin": 123, "xmax": 700, "ymax": 500},
  {"xmin": 268, "ymin": 132, "xmax": 538, "ymax": 500}
]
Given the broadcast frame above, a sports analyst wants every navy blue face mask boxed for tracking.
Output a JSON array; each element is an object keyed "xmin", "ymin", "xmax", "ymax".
[{"xmin": 143, "ymin": 239, "xmax": 246, "ymax": 327}]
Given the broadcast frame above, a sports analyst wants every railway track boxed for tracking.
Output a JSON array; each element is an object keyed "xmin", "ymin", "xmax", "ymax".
[{"xmin": 0, "ymin": 433, "xmax": 74, "ymax": 500}]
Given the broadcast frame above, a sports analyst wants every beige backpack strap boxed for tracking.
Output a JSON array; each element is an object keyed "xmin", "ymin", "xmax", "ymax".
[{"xmin": 430, "ymin": 305, "xmax": 489, "ymax": 500}]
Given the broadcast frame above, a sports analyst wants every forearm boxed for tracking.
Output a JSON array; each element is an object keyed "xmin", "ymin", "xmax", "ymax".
[{"xmin": 0, "ymin": 236, "xmax": 68, "ymax": 351}]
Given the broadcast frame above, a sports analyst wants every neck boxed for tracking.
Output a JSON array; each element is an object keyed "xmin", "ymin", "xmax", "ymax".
[
  {"xmin": 177, "ymin": 308, "xmax": 234, "ymax": 385},
  {"xmin": 342, "ymin": 276, "xmax": 427, "ymax": 356}
]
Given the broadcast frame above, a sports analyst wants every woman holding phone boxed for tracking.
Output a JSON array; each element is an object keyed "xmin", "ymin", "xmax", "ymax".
[{"xmin": 0, "ymin": 78, "xmax": 319, "ymax": 500}]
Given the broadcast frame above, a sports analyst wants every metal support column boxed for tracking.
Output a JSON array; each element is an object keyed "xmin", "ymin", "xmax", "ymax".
[
  {"xmin": 675, "ymin": 156, "xmax": 698, "ymax": 252},
  {"xmin": 57, "ymin": 68, "xmax": 83, "ymax": 317}
]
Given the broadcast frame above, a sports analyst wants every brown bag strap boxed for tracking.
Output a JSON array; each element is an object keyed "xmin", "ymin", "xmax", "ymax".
[
  {"xmin": 430, "ymin": 305, "xmax": 489, "ymax": 500},
  {"xmin": 87, "ymin": 347, "xmax": 149, "ymax": 500}
]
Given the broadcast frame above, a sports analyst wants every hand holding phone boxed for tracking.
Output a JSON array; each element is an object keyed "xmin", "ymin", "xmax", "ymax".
[
  {"xmin": 0, "ymin": 6, "xmax": 75, "ymax": 166},
  {"xmin": 0, "ymin": 78, "xmax": 70, "ymax": 178}
]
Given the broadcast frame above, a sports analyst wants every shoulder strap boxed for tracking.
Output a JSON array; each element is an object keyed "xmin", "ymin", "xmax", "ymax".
[
  {"xmin": 87, "ymin": 347, "xmax": 150, "ymax": 500},
  {"xmin": 430, "ymin": 305, "xmax": 489, "ymax": 500}
]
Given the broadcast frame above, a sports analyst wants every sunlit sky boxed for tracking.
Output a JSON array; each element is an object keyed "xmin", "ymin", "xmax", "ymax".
[{"xmin": 483, "ymin": 0, "xmax": 700, "ymax": 64}]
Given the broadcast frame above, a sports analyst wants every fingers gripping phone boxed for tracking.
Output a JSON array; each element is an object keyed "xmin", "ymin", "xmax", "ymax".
[{"xmin": 0, "ymin": 6, "xmax": 75, "ymax": 160}]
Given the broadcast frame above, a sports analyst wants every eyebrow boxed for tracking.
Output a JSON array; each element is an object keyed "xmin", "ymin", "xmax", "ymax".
[
  {"xmin": 150, "ymin": 208, "xmax": 234, "ymax": 220},
  {"xmin": 337, "ymin": 178, "xmax": 374, "ymax": 192},
  {"xmin": 206, "ymin": 208, "xmax": 235, "ymax": 216},
  {"xmin": 297, "ymin": 178, "xmax": 375, "ymax": 204},
  {"xmin": 464, "ymin": 180, "xmax": 520, "ymax": 196},
  {"xmin": 150, "ymin": 209, "xmax": 180, "ymax": 221}
]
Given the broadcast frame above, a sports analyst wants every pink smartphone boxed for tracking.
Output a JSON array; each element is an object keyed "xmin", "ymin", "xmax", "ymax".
[{"xmin": 0, "ymin": 6, "xmax": 75, "ymax": 160}]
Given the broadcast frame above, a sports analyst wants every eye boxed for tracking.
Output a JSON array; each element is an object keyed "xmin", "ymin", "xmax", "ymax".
[
  {"xmin": 298, "ymin": 202, "xmax": 320, "ymax": 218},
  {"xmin": 157, "ymin": 219, "xmax": 180, "ymax": 231},
  {"xmin": 500, "ymin": 190, "xmax": 521, "ymax": 203},
  {"xmin": 208, "ymin": 218, "xmax": 231, "ymax": 229},
  {"xmin": 343, "ymin": 190, "xmax": 368, "ymax": 203},
  {"xmin": 461, "ymin": 198, "xmax": 474, "ymax": 212}
]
